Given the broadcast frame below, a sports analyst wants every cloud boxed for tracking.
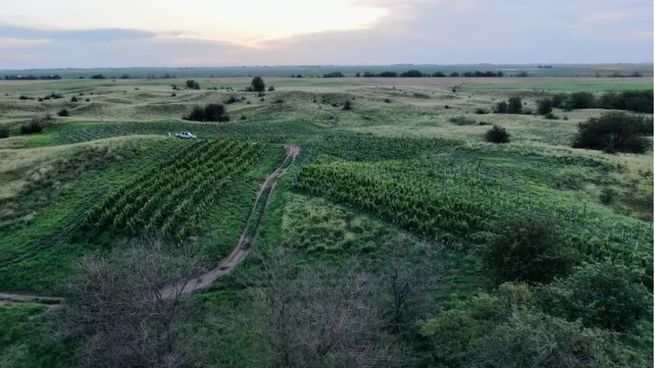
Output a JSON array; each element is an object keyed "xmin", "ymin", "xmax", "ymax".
[
  {"xmin": 0, "ymin": 25, "xmax": 156, "ymax": 43},
  {"xmin": 0, "ymin": 0, "xmax": 651, "ymax": 68}
]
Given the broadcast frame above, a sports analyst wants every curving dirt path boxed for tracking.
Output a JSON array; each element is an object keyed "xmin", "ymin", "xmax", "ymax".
[
  {"xmin": 0, "ymin": 144, "xmax": 300, "ymax": 304},
  {"xmin": 161, "ymin": 144, "xmax": 300, "ymax": 298}
]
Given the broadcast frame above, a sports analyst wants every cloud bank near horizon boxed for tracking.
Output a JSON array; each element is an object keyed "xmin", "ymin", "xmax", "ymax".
[{"xmin": 0, "ymin": 0, "xmax": 652, "ymax": 68}]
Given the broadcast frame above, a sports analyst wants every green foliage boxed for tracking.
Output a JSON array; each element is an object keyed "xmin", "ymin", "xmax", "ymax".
[
  {"xmin": 481, "ymin": 217, "xmax": 578, "ymax": 284},
  {"xmin": 185, "ymin": 79, "xmax": 200, "ymax": 89},
  {"xmin": 250, "ymin": 76, "xmax": 265, "ymax": 92},
  {"xmin": 507, "ymin": 96, "xmax": 522, "ymax": 114},
  {"xmin": 537, "ymin": 99, "xmax": 553, "ymax": 115},
  {"xmin": 485, "ymin": 125, "xmax": 510, "ymax": 143},
  {"xmin": 573, "ymin": 112, "xmax": 652, "ymax": 153},
  {"xmin": 185, "ymin": 103, "xmax": 230, "ymax": 122},
  {"xmin": 565, "ymin": 91, "xmax": 595, "ymax": 109},
  {"xmin": 542, "ymin": 262, "xmax": 652, "ymax": 331},
  {"xmin": 342, "ymin": 100, "xmax": 352, "ymax": 110},
  {"xmin": 494, "ymin": 100, "xmax": 508, "ymax": 113},
  {"xmin": 57, "ymin": 109, "xmax": 69, "ymax": 117},
  {"xmin": 0, "ymin": 127, "xmax": 8, "ymax": 138},
  {"xmin": 85, "ymin": 140, "xmax": 264, "ymax": 239}
]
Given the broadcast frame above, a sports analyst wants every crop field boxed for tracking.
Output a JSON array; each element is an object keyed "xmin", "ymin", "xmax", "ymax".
[{"xmin": 0, "ymin": 71, "xmax": 652, "ymax": 367}]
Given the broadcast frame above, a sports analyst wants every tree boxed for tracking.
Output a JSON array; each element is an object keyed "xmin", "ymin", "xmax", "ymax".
[
  {"xmin": 249, "ymin": 250, "xmax": 402, "ymax": 368},
  {"xmin": 251, "ymin": 76, "xmax": 265, "ymax": 92},
  {"xmin": 56, "ymin": 239, "xmax": 205, "ymax": 368},
  {"xmin": 469, "ymin": 311, "xmax": 615, "ymax": 368},
  {"xmin": 542, "ymin": 262, "xmax": 651, "ymax": 331},
  {"xmin": 184, "ymin": 104, "xmax": 230, "ymax": 122},
  {"xmin": 573, "ymin": 112, "xmax": 652, "ymax": 153},
  {"xmin": 485, "ymin": 125, "xmax": 510, "ymax": 143},
  {"xmin": 494, "ymin": 101, "xmax": 508, "ymax": 113},
  {"xmin": 507, "ymin": 96, "xmax": 522, "ymax": 114},
  {"xmin": 185, "ymin": 80, "xmax": 200, "ymax": 89},
  {"xmin": 482, "ymin": 217, "xmax": 577, "ymax": 284},
  {"xmin": 537, "ymin": 99, "xmax": 553, "ymax": 115},
  {"xmin": 565, "ymin": 92, "xmax": 595, "ymax": 109}
]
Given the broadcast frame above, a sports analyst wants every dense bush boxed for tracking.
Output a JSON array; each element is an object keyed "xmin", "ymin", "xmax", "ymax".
[
  {"xmin": 70, "ymin": 96, "xmax": 78, "ymax": 102},
  {"xmin": 537, "ymin": 99, "xmax": 553, "ymax": 115},
  {"xmin": 596, "ymin": 90, "xmax": 653, "ymax": 113},
  {"xmin": 0, "ymin": 127, "xmax": 9, "ymax": 138},
  {"xmin": 20, "ymin": 116, "xmax": 49, "ymax": 134},
  {"xmin": 58, "ymin": 109, "xmax": 69, "ymax": 117},
  {"xmin": 91, "ymin": 74, "xmax": 106, "ymax": 79},
  {"xmin": 224, "ymin": 95, "xmax": 239, "ymax": 104},
  {"xmin": 400, "ymin": 69, "xmax": 424, "ymax": 77},
  {"xmin": 573, "ymin": 112, "xmax": 652, "ymax": 153},
  {"xmin": 485, "ymin": 125, "xmax": 510, "ymax": 143},
  {"xmin": 342, "ymin": 100, "xmax": 352, "ymax": 110},
  {"xmin": 250, "ymin": 76, "xmax": 265, "ymax": 92},
  {"xmin": 323, "ymin": 71, "xmax": 344, "ymax": 78},
  {"xmin": 542, "ymin": 262, "xmax": 651, "ymax": 331},
  {"xmin": 185, "ymin": 80, "xmax": 200, "ymax": 89},
  {"xmin": 507, "ymin": 96, "xmax": 523, "ymax": 114},
  {"xmin": 482, "ymin": 217, "xmax": 577, "ymax": 284},
  {"xmin": 494, "ymin": 101, "xmax": 508, "ymax": 113},
  {"xmin": 184, "ymin": 103, "xmax": 230, "ymax": 122},
  {"xmin": 565, "ymin": 92, "xmax": 595, "ymax": 109}
]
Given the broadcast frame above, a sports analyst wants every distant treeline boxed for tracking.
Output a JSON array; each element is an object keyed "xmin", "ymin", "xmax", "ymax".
[
  {"xmin": 4, "ymin": 74, "xmax": 61, "ymax": 80},
  {"xmin": 540, "ymin": 90, "xmax": 653, "ymax": 114},
  {"xmin": 322, "ymin": 69, "xmax": 504, "ymax": 78}
]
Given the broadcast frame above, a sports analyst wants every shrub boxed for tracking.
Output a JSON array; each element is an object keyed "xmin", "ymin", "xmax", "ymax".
[
  {"xmin": 91, "ymin": 74, "xmax": 105, "ymax": 79},
  {"xmin": 471, "ymin": 311, "xmax": 616, "ymax": 368},
  {"xmin": 544, "ymin": 112, "xmax": 558, "ymax": 120},
  {"xmin": 19, "ymin": 95, "xmax": 33, "ymax": 100},
  {"xmin": 482, "ymin": 217, "xmax": 577, "ymax": 284},
  {"xmin": 58, "ymin": 109, "xmax": 69, "ymax": 117},
  {"xmin": 323, "ymin": 71, "xmax": 344, "ymax": 78},
  {"xmin": 0, "ymin": 127, "xmax": 9, "ymax": 138},
  {"xmin": 343, "ymin": 100, "xmax": 352, "ymax": 110},
  {"xmin": 185, "ymin": 80, "xmax": 200, "ymax": 89},
  {"xmin": 250, "ymin": 76, "xmax": 265, "ymax": 92},
  {"xmin": 268, "ymin": 86, "xmax": 275, "ymax": 91},
  {"xmin": 20, "ymin": 117, "xmax": 48, "ymax": 134},
  {"xmin": 71, "ymin": 96, "xmax": 78, "ymax": 102},
  {"xmin": 225, "ymin": 95, "xmax": 239, "ymax": 104},
  {"xmin": 537, "ymin": 99, "xmax": 553, "ymax": 115},
  {"xmin": 573, "ymin": 112, "xmax": 652, "ymax": 153},
  {"xmin": 565, "ymin": 92, "xmax": 594, "ymax": 109},
  {"xmin": 485, "ymin": 125, "xmax": 510, "ymax": 143},
  {"xmin": 474, "ymin": 108, "xmax": 488, "ymax": 114},
  {"xmin": 494, "ymin": 101, "xmax": 508, "ymax": 113},
  {"xmin": 184, "ymin": 103, "xmax": 229, "ymax": 122},
  {"xmin": 543, "ymin": 262, "xmax": 651, "ymax": 331},
  {"xmin": 400, "ymin": 69, "xmax": 424, "ymax": 77},
  {"xmin": 507, "ymin": 96, "xmax": 522, "ymax": 114}
]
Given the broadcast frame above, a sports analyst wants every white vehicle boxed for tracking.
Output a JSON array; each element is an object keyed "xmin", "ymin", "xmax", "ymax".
[{"xmin": 174, "ymin": 131, "xmax": 197, "ymax": 139}]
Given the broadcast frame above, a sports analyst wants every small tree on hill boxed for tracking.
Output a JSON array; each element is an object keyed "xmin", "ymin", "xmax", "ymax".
[
  {"xmin": 507, "ymin": 96, "xmax": 522, "ymax": 114},
  {"xmin": 251, "ymin": 76, "xmax": 265, "ymax": 92}
]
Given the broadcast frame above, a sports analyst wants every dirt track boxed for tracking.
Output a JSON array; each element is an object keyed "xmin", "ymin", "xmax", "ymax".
[
  {"xmin": 1, "ymin": 144, "xmax": 300, "ymax": 305},
  {"xmin": 161, "ymin": 144, "xmax": 299, "ymax": 297}
]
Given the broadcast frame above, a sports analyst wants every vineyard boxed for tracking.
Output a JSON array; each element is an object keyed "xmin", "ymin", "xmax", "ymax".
[
  {"xmin": 294, "ymin": 156, "xmax": 652, "ymax": 267},
  {"xmin": 53, "ymin": 120, "xmax": 316, "ymax": 145},
  {"xmin": 85, "ymin": 139, "xmax": 266, "ymax": 239}
]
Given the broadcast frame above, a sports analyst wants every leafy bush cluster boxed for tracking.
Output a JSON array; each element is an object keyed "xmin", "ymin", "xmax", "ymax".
[
  {"xmin": 185, "ymin": 103, "xmax": 230, "ymax": 122},
  {"xmin": 185, "ymin": 79, "xmax": 200, "ymax": 89},
  {"xmin": 485, "ymin": 125, "xmax": 510, "ymax": 143},
  {"xmin": 573, "ymin": 112, "xmax": 652, "ymax": 153},
  {"xmin": 537, "ymin": 90, "xmax": 653, "ymax": 114},
  {"xmin": 494, "ymin": 96, "xmax": 522, "ymax": 114}
]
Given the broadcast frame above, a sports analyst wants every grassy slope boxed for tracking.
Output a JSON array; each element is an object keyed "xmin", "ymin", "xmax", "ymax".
[{"xmin": 0, "ymin": 76, "xmax": 651, "ymax": 365}]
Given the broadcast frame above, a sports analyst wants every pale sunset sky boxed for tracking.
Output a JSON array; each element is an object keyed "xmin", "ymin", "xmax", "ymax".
[{"xmin": 0, "ymin": 0, "xmax": 652, "ymax": 68}]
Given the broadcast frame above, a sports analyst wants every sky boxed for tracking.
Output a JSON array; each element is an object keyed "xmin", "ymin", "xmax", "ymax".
[{"xmin": 0, "ymin": 0, "xmax": 652, "ymax": 69}]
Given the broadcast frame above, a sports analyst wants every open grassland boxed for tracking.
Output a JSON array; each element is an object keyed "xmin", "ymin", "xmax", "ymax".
[{"xmin": 0, "ymin": 74, "xmax": 652, "ymax": 367}]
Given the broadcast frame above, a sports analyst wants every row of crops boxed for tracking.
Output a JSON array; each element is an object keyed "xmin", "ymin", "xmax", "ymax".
[
  {"xmin": 85, "ymin": 139, "xmax": 265, "ymax": 239},
  {"xmin": 294, "ymin": 157, "xmax": 652, "ymax": 266},
  {"xmin": 55, "ymin": 120, "xmax": 316, "ymax": 145}
]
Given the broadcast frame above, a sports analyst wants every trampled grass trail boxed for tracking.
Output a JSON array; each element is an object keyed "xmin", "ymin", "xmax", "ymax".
[{"xmin": 160, "ymin": 144, "xmax": 300, "ymax": 298}]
